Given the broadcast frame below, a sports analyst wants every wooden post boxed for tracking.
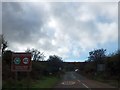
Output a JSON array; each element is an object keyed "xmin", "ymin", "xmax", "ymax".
[
  {"xmin": 27, "ymin": 72, "xmax": 30, "ymax": 90},
  {"xmin": 15, "ymin": 71, "xmax": 18, "ymax": 88},
  {"xmin": 118, "ymin": 79, "xmax": 120, "ymax": 89}
]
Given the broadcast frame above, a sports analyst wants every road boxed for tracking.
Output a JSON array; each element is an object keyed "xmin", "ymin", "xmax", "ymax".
[{"xmin": 54, "ymin": 71, "xmax": 118, "ymax": 89}]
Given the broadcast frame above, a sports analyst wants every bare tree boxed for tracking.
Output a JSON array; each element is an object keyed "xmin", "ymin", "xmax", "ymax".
[
  {"xmin": 0, "ymin": 34, "xmax": 8, "ymax": 54},
  {"xmin": 25, "ymin": 48, "xmax": 45, "ymax": 61}
]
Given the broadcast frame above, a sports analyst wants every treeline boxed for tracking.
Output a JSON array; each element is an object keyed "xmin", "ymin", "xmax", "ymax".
[
  {"xmin": 2, "ymin": 49, "xmax": 64, "ymax": 80},
  {"xmin": 79, "ymin": 48, "xmax": 120, "ymax": 80}
]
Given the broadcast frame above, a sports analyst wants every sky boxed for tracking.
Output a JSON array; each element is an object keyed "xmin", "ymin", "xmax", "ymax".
[{"xmin": 2, "ymin": 1, "xmax": 118, "ymax": 62}]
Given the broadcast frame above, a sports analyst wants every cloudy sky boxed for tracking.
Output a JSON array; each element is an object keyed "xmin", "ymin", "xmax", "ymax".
[{"xmin": 2, "ymin": 2, "xmax": 118, "ymax": 62}]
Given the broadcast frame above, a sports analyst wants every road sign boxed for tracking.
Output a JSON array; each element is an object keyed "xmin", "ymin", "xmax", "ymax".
[{"xmin": 11, "ymin": 53, "xmax": 32, "ymax": 72}]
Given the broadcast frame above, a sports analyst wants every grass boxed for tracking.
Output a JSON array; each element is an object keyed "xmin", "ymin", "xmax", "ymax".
[
  {"xmin": 3, "ymin": 78, "xmax": 31, "ymax": 88},
  {"xmin": 31, "ymin": 76, "xmax": 60, "ymax": 88},
  {"xmin": 80, "ymin": 72, "xmax": 120, "ymax": 88},
  {"xmin": 3, "ymin": 76, "xmax": 60, "ymax": 89},
  {"xmin": 97, "ymin": 79, "xmax": 120, "ymax": 88},
  {"xmin": 93, "ymin": 75, "xmax": 120, "ymax": 88}
]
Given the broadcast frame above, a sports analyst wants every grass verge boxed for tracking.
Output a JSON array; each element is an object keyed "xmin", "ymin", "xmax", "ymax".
[
  {"xmin": 94, "ymin": 78, "xmax": 120, "ymax": 88},
  {"xmin": 31, "ymin": 76, "xmax": 60, "ymax": 88},
  {"xmin": 3, "ymin": 76, "xmax": 60, "ymax": 89},
  {"xmin": 79, "ymin": 71, "xmax": 120, "ymax": 88}
]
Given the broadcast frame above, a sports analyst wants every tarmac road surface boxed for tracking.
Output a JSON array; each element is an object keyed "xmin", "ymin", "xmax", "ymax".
[{"xmin": 54, "ymin": 71, "xmax": 118, "ymax": 90}]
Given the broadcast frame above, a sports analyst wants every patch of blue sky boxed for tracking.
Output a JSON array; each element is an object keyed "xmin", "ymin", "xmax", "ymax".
[
  {"xmin": 64, "ymin": 47, "xmax": 89, "ymax": 62},
  {"xmin": 97, "ymin": 15, "xmax": 114, "ymax": 23},
  {"xmin": 97, "ymin": 41, "xmax": 118, "ymax": 55},
  {"xmin": 64, "ymin": 41, "xmax": 118, "ymax": 62},
  {"xmin": 64, "ymin": 54, "xmax": 88, "ymax": 62},
  {"xmin": 65, "ymin": 57, "xmax": 82, "ymax": 62}
]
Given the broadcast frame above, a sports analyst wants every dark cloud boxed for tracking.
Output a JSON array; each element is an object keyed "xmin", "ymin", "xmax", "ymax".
[
  {"xmin": 2, "ymin": 2, "xmax": 50, "ymax": 44},
  {"xmin": 0, "ymin": 2, "xmax": 2, "ymax": 34},
  {"xmin": 118, "ymin": 2, "xmax": 120, "ymax": 49}
]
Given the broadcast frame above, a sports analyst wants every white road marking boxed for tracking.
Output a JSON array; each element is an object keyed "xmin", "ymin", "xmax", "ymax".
[
  {"xmin": 77, "ymin": 80, "xmax": 90, "ymax": 89},
  {"xmin": 77, "ymin": 80, "xmax": 80, "ymax": 82},
  {"xmin": 82, "ymin": 83, "xmax": 89, "ymax": 88},
  {"xmin": 61, "ymin": 82, "xmax": 65, "ymax": 85},
  {"xmin": 61, "ymin": 81, "xmax": 75, "ymax": 85}
]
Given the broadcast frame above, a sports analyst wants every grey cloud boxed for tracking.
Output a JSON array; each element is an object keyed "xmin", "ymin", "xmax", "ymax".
[
  {"xmin": 49, "ymin": 3, "xmax": 97, "ymax": 43},
  {"xmin": 2, "ymin": 2, "xmax": 50, "ymax": 45},
  {"xmin": 50, "ymin": 2, "xmax": 117, "ymax": 44},
  {"xmin": 2, "ymin": 2, "xmax": 117, "ymax": 60},
  {"xmin": 37, "ymin": 39, "xmax": 56, "ymax": 51},
  {"xmin": 0, "ymin": 2, "xmax": 2, "ymax": 34},
  {"xmin": 118, "ymin": 2, "xmax": 120, "ymax": 49}
]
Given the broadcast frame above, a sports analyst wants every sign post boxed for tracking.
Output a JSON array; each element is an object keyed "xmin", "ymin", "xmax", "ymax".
[{"xmin": 11, "ymin": 52, "xmax": 32, "ymax": 89}]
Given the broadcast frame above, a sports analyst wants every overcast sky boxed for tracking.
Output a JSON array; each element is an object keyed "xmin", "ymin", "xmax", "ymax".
[{"xmin": 2, "ymin": 2, "xmax": 118, "ymax": 62}]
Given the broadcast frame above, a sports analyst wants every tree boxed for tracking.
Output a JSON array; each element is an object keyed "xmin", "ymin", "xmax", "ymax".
[
  {"xmin": 2, "ymin": 50, "xmax": 13, "ymax": 64},
  {"xmin": 0, "ymin": 34, "xmax": 8, "ymax": 54},
  {"xmin": 105, "ymin": 50, "xmax": 120, "ymax": 79},
  {"xmin": 0, "ymin": 35, "xmax": 2, "ymax": 57},
  {"xmin": 25, "ymin": 48, "xmax": 45, "ymax": 61},
  {"xmin": 47, "ymin": 55, "xmax": 63, "ymax": 74},
  {"xmin": 0, "ymin": 35, "xmax": 2, "ymax": 48},
  {"xmin": 87, "ymin": 49, "xmax": 106, "ymax": 73},
  {"xmin": 88, "ymin": 48, "xmax": 106, "ymax": 63}
]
